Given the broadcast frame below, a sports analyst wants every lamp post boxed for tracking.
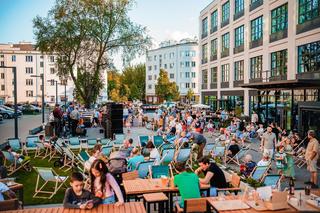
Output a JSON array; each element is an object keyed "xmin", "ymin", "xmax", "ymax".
[
  {"xmin": 0, "ymin": 65, "xmax": 18, "ymax": 138},
  {"xmin": 31, "ymin": 74, "xmax": 45, "ymax": 123}
]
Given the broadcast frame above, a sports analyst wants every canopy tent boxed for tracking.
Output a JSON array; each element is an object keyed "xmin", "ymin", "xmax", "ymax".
[{"xmin": 191, "ymin": 103, "xmax": 210, "ymax": 109}]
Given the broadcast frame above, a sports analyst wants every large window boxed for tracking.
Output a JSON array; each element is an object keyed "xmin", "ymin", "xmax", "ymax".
[
  {"xmin": 211, "ymin": 10, "xmax": 218, "ymax": 31},
  {"xmin": 222, "ymin": 1, "xmax": 230, "ymax": 23},
  {"xmin": 210, "ymin": 39, "xmax": 218, "ymax": 56},
  {"xmin": 251, "ymin": 16, "xmax": 263, "ymax": 41},
  {"xmin": 271, "ymin": 4, "xmax": 288, "ymax": 33},
  {"xmin": 298, "ymin": 0, "xmax": 320, "ymax": 24},
  {"xmin": 25, "ymin": 56, "xmax": 33, "ymax": 62},
  {"xmin": 271, "ymin": 49, "xmax": 287, "ymax": 77},
  {"xmin": 222, "ymin": 33, "xmax": 230, "ymax": 52},
  {"xmin": 211, "ymin": 67, "xmax": 217, "ymax": 83},
  {"xmin": 202, "ymin": 17, "xmax": 208, "ymax": 37},
  {"xmin": 234, "ymin": 60, "xmax": 244, "ymax": 81},
  {"xmin": 202, "ymin": 69, "xmax": 208, "ymax": 88},
  {"xmin": 298, "ymin": 40, "xmax": 320, "ymax": 73},
  {"xmin": 235, "ymin": 0, "xmax": 244, "ymax": 14},
  {"xmin": 202, "ymin": 43, "xmax": 208, "ymax": 63},
  {"xmin": 221, "ymin": 64, "xmax": 230, "ymax": 82},
  {"xmin": 250, "ymin": 55, "xmax": 263, "ymax": 79},
  {"xmin": 235, "ymin": 25, "xmax": 244, "ymax": 47}
]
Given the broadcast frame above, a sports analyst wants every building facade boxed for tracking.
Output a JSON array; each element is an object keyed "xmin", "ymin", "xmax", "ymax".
[
  {"xmin": 199, "ymin": 0, "xmax": 320, "ymax": 135},
  {"xmin": 145, "ymin": 39, "xmax": 199, "ymax": 103}
]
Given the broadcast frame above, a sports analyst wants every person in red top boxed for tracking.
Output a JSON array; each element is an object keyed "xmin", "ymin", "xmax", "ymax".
[{"xmin": 52, "ymin": 104, "xmax": 63, "ymax": 137}]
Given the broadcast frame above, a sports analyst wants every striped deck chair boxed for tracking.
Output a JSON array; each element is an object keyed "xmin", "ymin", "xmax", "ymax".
[
  {"xmin": 60, "ymin": 146, "xmax": 77, "ymax": 172},
  {"xmin": 175, "ymin": 147, "xmax": 193, "ymax": 169},
  {"xmin": 34, "ymin": 142, "xmax": 46, "ymax": 158},
  {"xmin": 2, "ymin": 151, "xmax": 31, "ymax": 175},
  {"xmin": 87, "ymin": 138, "xmax": 97, "ymax": 150},
  {"xmin": 68, "ymin": 137, "xmax": 81, "ymax": 151},
  {"xmin": 153, "ymin": 135, "xmax": 164, "ymax": 148},
  {"xmin": 250, "ymin": 164, "xmax": 271, "ymax": 182},
  {"xmin": 23, "ymin": 136, "xmax": 39, "ymax": 155},
  {"xmin": 160, "ymin": 148, "xmax": 175, "ymax": 165},
  {"xmin": 33, "ymin": 167, "xmax": 68, "ymax": 199},
  {"xmin": 78, "ymin": 150, "xmax": 90, "ymax": 162},
  {"xmin": 136, "ymin": 160, "xmax": 154, "ymax": 178},
  {"xmin": 139, "ymin": 136, "xmax": 149, "ymax": 147}
]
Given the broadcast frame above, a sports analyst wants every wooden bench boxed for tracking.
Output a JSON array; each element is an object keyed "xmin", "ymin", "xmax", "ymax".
[{"xmin": 143, "ymin": 192, "xmax": 169, "ymax": 213}]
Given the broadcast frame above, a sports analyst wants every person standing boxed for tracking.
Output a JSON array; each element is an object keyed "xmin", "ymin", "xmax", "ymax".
[
  {"xmin": 260, "ymin": 126, "xmax": 277, "ymax": 159},
  {"xmin": 251, "ymin": 111, "xmax": 258, "ymax": 124},
  {"xmin": 283, "ymin": 138, "xmax": 295, "ymax": 179},
  {"xmin": 70, "ymin": 107, "xmax": 80, "ymax": 136},
  {"xmin": 305, "ymin": 130, "xmax": 319, "ymax": 188},
  {"xmin": 53, "ymin": 104, "xmax": 63, "ymax": 137}
]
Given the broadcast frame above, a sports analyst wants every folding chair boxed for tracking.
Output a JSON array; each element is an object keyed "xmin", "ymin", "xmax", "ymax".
[
  {"xmin": 160, "ymin": 148, "xmax": 175, "ymax": 165},
  {"xmin": 217, "ymin": 173, "xmax": 241, "ymax": 195},
  {"xmin": 175, "ymin": 148, "xmax": 191, "ymax": 163},
  {"xmin": 139, "ymin": 135, "xmax": 149, "ymax": 147},
  {"xmin": 68, "ymin": 137, "xmax": 81, "ymax": 151},
  {"xmin": 60, "ymin": 146, "xmax": 78, "ymax": 172},
  {"xmin": 100, "ymin": 138, "xmax": 111, "ymax": 146},
  {"xmin": 78, "ymin": 150, "xmax": 90, "ymax": 162},
  {"xmin": 136, "ymin": 160, "xmax": 154, "ymax": 178},
  {"xmin": 114, "ymin": 133, "xmax": 125, "ymax": 146},
  {"xmin": 34, "ymin": 142, "xmax": 46, "ymax": 158},
  {"xmin": 33, "ymin": 167, "xmax": 68, "ymax": 199},
  {"xmin": 23, "ymin": 136, "xmax": 39, "ymax": 155},
  {"xmin": 7, "ymin": 138, "xmax": 22, "ymax": 152},
  {"xmin": 250, "ymin": 165, "xmax": 271, "ymax": 182},
  {"xmin": 2, "ymin": 151, "xmax": 31, "ymax": 175},
  {"xmin": 226, "ymin": 147, "xmax": 249, "ymax": 166},
  {"xmin": 149, "ymin": 165, "xmax": 170, "ymax": 178},
  {"xmin": 175, "ymin": 198, "xmax": 207, "ymax": 213},
  {"xmin": 262, "ymin": 175, "xmax": 282, "ymax": 189},
  {"xmin": 153, "ymin": 135, "xmax": 164, "ymax": 148},
  {"xmin": 102, "ymin": 145, "xmax": 113, "ymax": 157},
  {"xmin": 203, "ymin": 143, "xmax": 215, "ymax": 157},
  {"xmin": 86, "ymin": 138, "xmax": 97, "ymax": 150}
]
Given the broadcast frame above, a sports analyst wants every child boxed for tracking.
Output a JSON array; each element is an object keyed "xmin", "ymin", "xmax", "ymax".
[
  {"xmin": 90, "ymin": 159, "xmax": 124, "ymax": 205},
  {"xmin": 63, "ymin": 172, "xmax": 101, "ymax": 209},
  {"xmin": 240, "ymin": 154, "xmax": 256, "ymax": 177},
  {"xmin": 4, "ymin": 145, "xmax": 27, "ymax": 164},
  {"xmin": 207, "ymin": 119, "xmax": 214, "ymax": 136},
  {"xmin": 257, "ymin": 151, "xmax": 271, "ymax": 167},
  {"xmin": 84, "ymin": 144, "xmax": 104, "ymax": 171},
  {"xmin": 275, "ymin": 145, "xmax": 287, "ymax": 175}
]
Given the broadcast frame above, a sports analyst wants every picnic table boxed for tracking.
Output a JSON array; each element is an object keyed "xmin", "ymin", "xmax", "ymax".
[
  {"xmin": 2, "ymin": 202, "xmax": 146, "ymax": 213},
  {"xmin": 123, "ymin": 178, "xmax": 210, "ymax": 212}
]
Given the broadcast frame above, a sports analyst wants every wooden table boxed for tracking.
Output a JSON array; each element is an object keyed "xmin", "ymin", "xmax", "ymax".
[
  {"xmin": 0, "ymin": 180, "xmax": 24, "ymax": 207},
  {"xmin": 207, "ymin": 195, "xmax": 296, "ymax": 213},
  {"xmin": 288, "ymin": 190, "xmax": 320, "ymax": 212},
  {"xmin": 2, "ymin": 202, "xmax": 145, "ymax": 213},
  {"xmin": 123, "ymin": 178, "xmax": 210, "ymax": 212}
]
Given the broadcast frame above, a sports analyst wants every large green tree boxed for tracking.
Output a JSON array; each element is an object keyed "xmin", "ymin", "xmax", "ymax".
[
  {"xmin": 155, "ymin": 69, "xmax": 180, "ymax": 102},
  {"xmin": 121, "ymin": 64, "xmax": 146, "ymax": 100},
  {"xmin": 33, "ymin": 0, "xmax": 151, "ymax": 108}
]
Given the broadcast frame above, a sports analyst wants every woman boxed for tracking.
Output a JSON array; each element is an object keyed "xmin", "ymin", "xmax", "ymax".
[
  {"xmin": 283, "ymin": 138, "xmax": 295, "ymax": 179},
  {"xmin": 146, "ymin": 141, "xmax": 160, "ymax": 165}
]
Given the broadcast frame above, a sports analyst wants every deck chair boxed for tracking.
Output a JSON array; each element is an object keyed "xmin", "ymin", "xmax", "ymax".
[
  {"xmin": 60, "ymin": 146, "xmax": 77, "ymax": 172},
  {"xmin": 203, "ymin": 143, "xmax": 215, "ymax": 157},
  {"xmin": 175, "ymin": 147, "xmax": 191, "ymax": 163},
  {"xmin": 217, "ymin": 173, "xmax": 241, "ymax": 195},
  {"xmin": 33, "ymin": 167, "xmax": 68, "ymax": 199},
  {"xmin": 250, "ymin": 165, "xmax": 271, "ymax": 182},
  {"xmin": 175, "ymin": 198, "xmax": 207, "ymax": 213},
  {"xmin": 139, "ymin": 135, "xmax": 149, "ymax": 147},
  {"xmin": 102, "ymin": 145, "xmax": 113, "ymax": 157},
  {"xmin": 23, "ymin": 136, "xmax": 39, "ymax": 155},
  {"xmin": 149, "ymin": 165, "xmax": 170, "ymax": 178},
  {"xmin": 114, "ymin": 133, "xmax": 125, "ymax": 146},
  {"xmin": 34, "ymin": 142, "xmax": 46, "ymax": 158},
  {"xmin": 86, "ymin": 138, "xmax": 97, "ymax": 150},
  {"xmin": 262, "ymin": 175, "xmax": 282, "ymax": 188},
  {"xmin": 153, "ymin": 135, "xmax": 164, "ymax": 148},
  {"xmin": 78, "ymin": 150, "xmax": 90, "ymax": 162},
  {"xmin": 160, "ymin": 148, "xmax": 175, "ymax": 165},
  {"xmin": 136, "ymin": 160, "xmax": 154, "ymax": 178},
  {"xmin": 2, "ymin": 151, "xmax": 31, "ymax": 175},
  {"xmin": 7, "ymin": 138, "xmax": 22, "ymax": 152},
  {"xmin": 100, "ymin": 138, "xmax": 111, "ymax": 145},
  {"xmin": 226, "ymin": 147, "xmax": 249, "ymax": 166},
  {"xmin": 68, "ymin": 137, "xmax": 82, "ymax": 151}
]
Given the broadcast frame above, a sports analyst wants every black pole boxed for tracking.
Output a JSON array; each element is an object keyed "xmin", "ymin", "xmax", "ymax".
[
  {"xmin": 55, "ymin": 80, "xmax": 58, "ymax": 105},
  {"xmin": 41, "ymin": 74, "xmax": 45, "ymax": 123},
  {"xmin": 13, "ymin": 67, "xmax": 18, "ymax": 139},
  {"xmin": 64, "ymin": 83, "xmax": 67, "ymax": 112}
]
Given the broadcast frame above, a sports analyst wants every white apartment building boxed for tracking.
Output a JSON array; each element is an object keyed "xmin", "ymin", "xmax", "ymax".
[
  {"xmin": 199, "ymin": 0, "xmax": 320, "ymax": 132},
  {"xmin": 145, "ymin": 39, "xmax": 199, "ymax": 103},
  {"xmin": 0, "ymin": 42, "xmax": 75, "ymax": 105}
]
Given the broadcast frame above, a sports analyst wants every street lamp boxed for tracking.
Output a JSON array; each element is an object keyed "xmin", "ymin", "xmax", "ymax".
[
  {"xmin": 0, "ymin": 65, "xmax": 18, "ymax": 138},
  {"xmin": 47, "ymin": 80, "xmax": 58, "ymax": 105},
  {"xmin": 31, "ymin": 74, "xmax": 45, "ymax": 123}
]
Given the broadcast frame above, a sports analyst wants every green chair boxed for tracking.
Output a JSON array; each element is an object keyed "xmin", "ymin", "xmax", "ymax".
[
  {"xmin": 87, "ymin": 138, "xmax": 97, "ymax": 150},
  {"xmin": 139, "ymin": 135, "xmax": 149, "ymax": 147},
  {"xmin": 102, "ymin": 145, "xmax": 113, "ymax": 157},
  {"xmin": 150, "ymin": 165, "xmax": 169, "ymax": 178},
  {"xmin": 7, "ymin": 138, "xmax": 22, "ymax": 152},
  {"xmin": 153, "ymin": 135, "xmax": 163, "ymax": 148}
]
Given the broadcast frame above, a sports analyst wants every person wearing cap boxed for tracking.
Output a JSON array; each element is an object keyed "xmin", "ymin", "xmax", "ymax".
[{"xmin": 305, "ymin": 130, "xmax": 319, "ymax": 188}]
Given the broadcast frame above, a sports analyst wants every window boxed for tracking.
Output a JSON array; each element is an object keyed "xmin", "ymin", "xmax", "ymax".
[
  {"xmin": 153, "ymin": 65, "xmax": 157, "ymax": 70},
  {"xmin": 298, "ymin": 40, "xmax": 320, "ymax": 73},
  {"xmin": 148, "ymin": 66, "xmax": 152, "ymax": 71},
  {"xmin": 154, "ymin": 55, "xmax": 157, "ymax": 61},
  {"xmin": 1, "ymin": 85, "xmax": 4, "ymax": 91},
  {"xmin": 26, "ymin": 90, "xmax": 33, "ymax": 97},
  {"xmin": 26, "ymin": 56, "xmax": 33, "ymax": 62},
  {"xmin": 169, "ymin": 63, "xmax": 174, "ymax": 68},
  {"xmin": 250, "ymin": 55, "xmax": 263, "ymax": 79},
  {"xmin": 40, "ymin": 55, "xmax": 44, "ymax": 59},
  {"xmin": 26, "ymin": 79, "xmax": 33, "ymax": 86},
  {"xmin": 169, "ymin": 52, "xmax": 174, "ymax": 59},
  {"xmin": 251, "ymin": 16, "xmax": 263, "ymax": 41},
  {"xmin": 185, "ymin": 61, "xmax": 190, "ymax": 67},
  {"xmin": 50, "ymin": 68, "xmax": 55, "ymax": 74},
  {"xmin": 271, "ymin": 49, "xmax": 287, "ymax": 77},
  {"xmin": 25, "ymin": 67, "xmax": 33, "ymax": 74},
  {"xmin": 164, "ymin": 64, "xmax": 167, "ymax": 69},
  {"xmin": 191, "ymin": 61, "xmax": 196, "ymax": 67},
  {"xmin": 154, "ymin": 75, "xmax": 157, "ymax": 80},
  {"xmin": 222, "ymin": 1, "xmax": 230, "ymax": 23},
  {"xmin": 235, "ymin": 0, "xmax": 244, "ymax": 14},
  {"xmin": 211, "ymin": 39, "xmax": 218, "ymax": 56},
  {"xmin": 298, "ymin": 0, "xmax": 320, "ymax": 24},
  {"xmin": 49, "ymin": 56, "xmax": 55, "ymax": 62},
  {"xmin": 271, "ymin": 4, "xmax": 288, "ymax": 33},
  {"xmin": 192, "ymin": 83, "xmax": 196, "ymax": 88},
  {"xmin": 0, "ymin": 55, "xmax": 3, "ymax": 58},
  {"xmin": 202, "ymin": 69, "xmax": 208, "ymax": 84},
  {"xmin": 0, "ymin": 61, "xmax": 4, "ymax": 67},
  {"xmin": 49, "ymin": 79, "xmax": 55, "ymax": 86},
  {"xmin": 170, "ymin": 73, "xmax": 174, "ymax": 79},
  {"xmin": 180, "ymin": 62, "xmax": 185, "ymax": 68},
  {"xmin": 40, "ymin": 61, "xmax": 44, "ymax": 68},
  {"xmin": 202, "ymin": 17, "xmax": 208, "ymax": 37},
  {"xmin": 0, "ymin": 73, "xmax": 4, "ymax": 79},
  {"xmin": 222, "ymin": 33, "xmax": 230, "ymax": 52},
  {"xmin": 12, "ymin": 55, "xmax": 16, "ymax": 62},
  {"xmin": 185, "ymin": 72, "xmax": 190, "ymax": 78},
  {"xmin": 191, "ymin": 72, "xmax": 196, "ymax": 78},
  {"xmin": 202, "ymin": 43, "xmax": 208, "ymax": 63},
  {"xmin": 186, "ymin": 83, "xmax": 190, "ymax": 88},
  {"xmin": 211, "ymin": 67, "xmax": 217, "ymax": 83},
  {"xmin": 148, "ymin": 85, "xmax": 152, "ymax": 89},
  {"xmin": 210, "ymin": 10, "xmax": 218, "ymax": 31},
  {"xmin": 234, "ymin": 60, "xmax": 244, "ymax": 81},
  {"xmin": 221, "ymin": 64, "xmax": 230, "ymax": 82},
  {"xmin": 148, "ymin": 75, "xmax": 152, "ymax": 80},
  {"xmin": 190, "ymin": 51, "xmax": 196, "ymax": 57},
  {"xmin": 235, "ymin": 25, "xmax": 244, "ymax": 47},
  {"xmin": 147, "ymin": 56, "xmax": 152, "ymax": 61}
]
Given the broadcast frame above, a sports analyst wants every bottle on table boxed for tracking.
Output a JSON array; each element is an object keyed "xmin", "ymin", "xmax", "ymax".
[{"xmin": 289, "ymin": 177, "xmax": 295, "ymax": 195}]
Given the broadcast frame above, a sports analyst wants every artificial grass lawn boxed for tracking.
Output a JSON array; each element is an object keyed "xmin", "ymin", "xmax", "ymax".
[{"xmin": 12, "ymin": 154, "xmax": 72, "ymax": 206}]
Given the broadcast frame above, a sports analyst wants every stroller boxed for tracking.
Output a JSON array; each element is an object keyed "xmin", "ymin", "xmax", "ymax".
[{"xmin": 107, "ymin": 152, "xmax": 127, "ymax": 184}]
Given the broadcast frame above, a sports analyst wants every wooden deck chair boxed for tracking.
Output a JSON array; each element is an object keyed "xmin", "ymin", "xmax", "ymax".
[
  {"xmin": 203, "ymin": 143, "xmax": 215, "ymax": 157},
  {"xmin": 149, "ymin": 165, "xmax": 170, "ymax": 178},
  {"xmin": 175, "ymin": 147, "xmax": 191, "ymax": 163},
  {"xmin": 34, "ymin": 141, "xmax": 46, "ymax": 158},
  {"xmin": 139, "ymin": 135, "xmax": 149, "ymax": 147},
  {"xmin": 7, "ymin": 138, "xmax": 22, "ymax": 152},
  {"xmin": 100, "ymin": 138, "xmax": 111, "ymax": 145},
  {"xmin": 60, "ymin": 146, "xmax": 77, "ymax": 172},
  {"xmin": 136, "ymin": 160, "xmax": 154, "ymax": 178},
  {"xmin": 86, "ymin": 138, "xmax": 97, "ymax": 150},
  {"xmin": 262, "ymin": 174, "xmax": 282, "ymax": 189},
  {"xmin": 2, "ymin": 151, "xmax": 31, "ymax": 175},
  {"xmin": 33, "ymin": 167, "xmax": 68, "ymax": 199},
  {"xmin": 250, "ymin": 164, "xmax": 271, "ymax": 182},
  {"xmin": 78, "ymin": 150, "xmax": 90, "ymax": 162},
  {"xmin": 217, "ymin": 173, "xmax": 241, "ymax": 195},
  {"xmin": 160, "ymin": 148, "xmax": 175, "ymax": 165},
  {"xmin": 153, "ymin": 135, "xmax": 164, "ymax": 148},
  {"xmin": 226, "ymin": 146, "xmax": 249, "ymax": 166},
  {"xmin": 175, "ymin": 198, "xmax": 208, "ymax": 213},
  {"xmin": 23, "ymin": 136, "xmax": 39, "ymax": 155},
  {"xmin": 68, "ymin": 137, "xmax": 81, "ymax": 151},
  {"xmin": 102, "ymin": 145, "xmax": 113, "ymax": 157}
]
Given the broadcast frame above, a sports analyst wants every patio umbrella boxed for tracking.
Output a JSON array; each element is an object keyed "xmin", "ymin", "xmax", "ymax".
[{"xmin": 191, "ymin": 103, "xmax": 210, "ymax": 109}]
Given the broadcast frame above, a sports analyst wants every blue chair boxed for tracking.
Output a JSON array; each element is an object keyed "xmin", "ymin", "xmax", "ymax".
[
  {"xmin": 176, "ymin": 148, "xmax": 191, "ymax": 163},
  {"xmin": 136, "ymin": 161, "xmax": 154, "ymax": 178},
  {"xmin": 102, "ymin": 145, "xmax": 113, "ymax": 157},
  {"xmin": 100, "ymin": 138, "xmax": 111, "ymax": 145},
  {"xmin": 24, "ymin": 136, "xmax": 39, "ymax": 155},
  {"xmin": 153, "ymin": 136, "xmax": 163, "ymax": 147},
  {"xmin": 78, "ymin": 150, "xmax": 90, "ymax": 162},
  {"xmin": 139, "ymin": 136, "xmax": 149, "ymax": 147},
  {"xmin": 7, "ymin": 138, "xmax": 22, "ymax": 152},
  {"xmin": 161, "ymin": 148, "xmax": 175, "ymax": 165},
  {"xmin": 87, "ymin": 138, "xmax": 97, "ymax": 149},
  {"xmin": 203, "ymin": 143, "xmax": 215, "ymax": 156},
  {"xmin": 150, "ymin": 165, "xmax": 169, "ymax": 178},
  {"xmin": 68, "ymin": 137, "xmax": 81, "ymax": 151},
  {"xmin": 114, "ymin": 134, "xmax": 125, "ymax": 145}
]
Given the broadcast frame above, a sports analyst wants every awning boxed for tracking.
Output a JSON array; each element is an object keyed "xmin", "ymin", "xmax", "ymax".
[{"xmin": 240, "ymin": 79, "xmax": 320, "ymax": 90}]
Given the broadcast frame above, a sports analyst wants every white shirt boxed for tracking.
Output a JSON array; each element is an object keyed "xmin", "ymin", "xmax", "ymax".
[{"xmin": 150, "ymin": 148, "xmax": 161, "ymax": 165}]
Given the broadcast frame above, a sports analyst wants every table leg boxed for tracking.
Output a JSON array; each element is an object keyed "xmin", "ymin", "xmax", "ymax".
[
  {"xmin": 20, "ymin": 187, "xmax": 24, "ymax": 209},
  {"xmin": 169, "ymin": 192, "xmax": 173, "ymax": 213}
]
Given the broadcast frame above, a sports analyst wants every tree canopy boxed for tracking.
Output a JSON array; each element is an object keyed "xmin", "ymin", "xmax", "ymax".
[{"xmin": 155, "ymin": 69, "xmax": 180, "ymax": 102}]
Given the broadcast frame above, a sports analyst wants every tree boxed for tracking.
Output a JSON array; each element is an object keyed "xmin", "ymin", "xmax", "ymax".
[
  {"xmin": 33, "ymin": 0, "xmax": 151, "ymax": 108},
  {"xmin": 155, "ymin": 69, "xmax": 180, "ymax": 102},
  {"xmin": 121, "ymin": 64, "xmax": 146, "ymax": 100},
  {"xmin": 186, "ymin": 88, "xmax": 195, "ymax": 103}
]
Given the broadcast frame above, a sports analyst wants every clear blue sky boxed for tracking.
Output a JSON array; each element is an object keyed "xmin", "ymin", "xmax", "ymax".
[{"xmin": 0, "ymin": 0, "xmax": 212, "ymax": 69}]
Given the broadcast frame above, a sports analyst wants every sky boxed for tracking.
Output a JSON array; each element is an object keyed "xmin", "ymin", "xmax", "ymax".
[{"xmin": 0, "ymin": 0, "xmax": 212, "ymax": 69}]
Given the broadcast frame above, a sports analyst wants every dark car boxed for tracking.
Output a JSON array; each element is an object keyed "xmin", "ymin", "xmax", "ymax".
[
  {"xmin": 0, "ymin": 107, "xmax": 15, "ymax": 119},
  {"xmin": 0, "ymin": 105, "xmax": 23, "ymax": 116}
]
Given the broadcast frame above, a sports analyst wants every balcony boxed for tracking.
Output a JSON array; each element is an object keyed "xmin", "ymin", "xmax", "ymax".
[
  {"xmin": 249, "ymin": 76, "xmax": 263, "ymax": 83},
  {"xmin": 221, "ymin": 19, "xmax": 229, "ymax": 28},
  {"xmin": 269, "ymin": 69, "xmax": 287, "ymax": 81},
  {"xmin": 296, "ymin": 71, "xmax": 320, "ymax": 80},
  {"xmin": 296, "ymin": 16, "xmax": 320, "ymax": 34},
  {"xmin": 221, "ymin": 82, "xmax": 229, "ymax": 88},
  {"xmin": 233, "ymin": 80, "xmax": 244, "ymax": 87},
  {"xmin": 233, "ymin": 44, "xmax": 244, "ymax": 54},
  {"xmin": 210, "ymin": 26, "xmax": 218, "ymax": 34},
  {"xmin": 201, "ymin": 32, "xmax": 208, "ymax": 39},
  {"xmin": 201, "ymin": 58, "xmax": 208, "ymax": 64},
  {"xmin": 250, "ymin": 38, "xmax": 263, "ymax": 49},
  {"xmin": 234, "ymin": 9, "xmax": 244, "ymax": 21},
  {"xmin": 201, "ymin": 83, "xmax": 208, "ymax": 90},
  {"xmin": 210, "ymin": 54, "xmax": 217, "ymax": 61},
  {"xmin": 221, "ymin": 49, "xmax": 229, "ymax": 58},
  {"xmin": 250, "ymin": 0, "xmax": 263, "ymax": 12},
  {"xmin": 210, "ymin": 83, "xmax": 217, "ymax": 89},
  {"xmin": 269, "ymin": 29, "xmax": 288, "ymax": 43}
]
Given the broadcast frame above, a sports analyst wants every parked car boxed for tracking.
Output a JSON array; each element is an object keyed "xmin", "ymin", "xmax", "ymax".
[
  {"xmin": 0, "ymin": 105, "xmax": 23, "ymax": 116},
  {"xmin": 0, "ymin": 107, "xmax": 15, "ymax": 119},
  {"xmin": 0, "ymin": 114, "xmax": 3, "ymax": 122},
  {"xmin": 21, "ymin": 104, "xmax": 42, "ymax": 114}
]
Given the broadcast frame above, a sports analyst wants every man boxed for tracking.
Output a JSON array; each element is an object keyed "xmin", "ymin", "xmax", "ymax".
[
  {"xmin": 195, "ymin": 157, "xmax": 227, "ymax": 196},
  {"xmin": 305, "ymin": 130, "xmax": 319, "ymax": 188},
  {"xmin": 260, "ymin": 126, "xmax": 277, "ymax": 159},
  {"xmin": 53, "ymin": 104, "xmax": 63, "ymax": 137},
  {"xmin": 70, "ymin": 107, "xmax": 80, "ymax": 136},
  {"xmin": 251, "ymin": 111, "xmax": 258, "ymax": 124},
  {"xmin": 191, "ymin": 131, "xmax": 207, "ymax": 160}
]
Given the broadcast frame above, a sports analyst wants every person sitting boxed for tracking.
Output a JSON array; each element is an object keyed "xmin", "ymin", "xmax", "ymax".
[
  {"xmin": 84, "ymin": 144, "xmax": 105, "ymax": 171},
  {"xmin": 257, "ymin": 151, "xmax": 271, "ymax": 167},
  {"xmin": 0, "ymin": 182, "xmax": 16, "ymax": 201},
  {"xmin": 240, "ymin": 154, "xmax": 256, "ymax": 177},
  {"xmin": 120, "ymin": 138, "xmax": 134, "ymax": 157},
  {"xmin": 174, "ymin": 162, "xmax": 200, "ymax": 208},
  {"xmin": 195, "ymin": 157, "xmax": 227, "ymax": 196},
  {"xmin": 4, "ymin": 145, "xmax": 29, "ymax": 164},
  {"xmin": 216, "ymin": 128, "xmax": 228, "ymax": 142},
  {"xmin": 146, "ymin": 141, "xmax": 160, "ymax": 165},
  {"xmin": 227, "ymin": 139, "xmax": 240, "ymax": 157},
  {"xmin": 63, "ymin": 172, "xmax": 101, "ymax": 209},
  {"xmin": 127, "ymin": 148, "xmax": 144, "ymax": 171}
]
